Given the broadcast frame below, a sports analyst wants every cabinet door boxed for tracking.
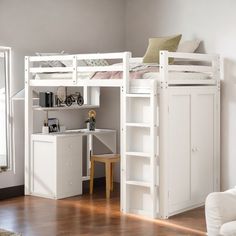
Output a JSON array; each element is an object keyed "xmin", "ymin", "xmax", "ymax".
[
  {"xmin": 31, "ymin": 138, "xmax": 56, "ymax": 198},
  {"xmin": 168, "ymin": 90, "xmax": 191, "ymax": 213},
  {"xmin": 57, "ymin": 135, "xmax": 82, "ymax": 199},
  {"xmin": 191, "ymin": 90, "xmax": 216, "ymax": 203}
]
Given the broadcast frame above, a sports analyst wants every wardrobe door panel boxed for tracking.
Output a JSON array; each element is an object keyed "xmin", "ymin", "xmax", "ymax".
[
  {"xmin": 169, "ymin": 93, "xmax": 191, "ymax": 210},
  {"xmin": 191, "ymin": 92, "xmax": 215, "ymax": 202}
]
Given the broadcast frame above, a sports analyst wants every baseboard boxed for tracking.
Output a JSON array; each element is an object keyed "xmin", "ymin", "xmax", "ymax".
[
  {"xmin": 0, "ymin": 185, "xmax": 24, "ymax": 200},
  {"xmin": 83, "ymin": 177, "xmax": 106, "ymax": 193}
]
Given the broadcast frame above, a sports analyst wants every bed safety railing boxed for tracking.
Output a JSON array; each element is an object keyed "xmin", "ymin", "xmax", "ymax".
[
  {"xmin": 159, "ymin": 50, "xmax": 220, "ymax": 85},
  {"xmin": 26, "ymin": 51, "xmax": 220, "ymax": 89},
  {"xmin": 26, "ymin": 52, "xmax": 131, "ymax": 88}
]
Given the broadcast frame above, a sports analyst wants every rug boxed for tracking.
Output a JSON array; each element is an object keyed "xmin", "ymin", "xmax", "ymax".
[{"xmin": 0, "ymin": 229, "xmax": 21, "ymax": 236}]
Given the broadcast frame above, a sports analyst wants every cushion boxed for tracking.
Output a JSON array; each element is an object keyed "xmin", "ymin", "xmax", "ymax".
[
  {"xmin": 35, "ymin": 52, "xmax": 87, "ymax": 67},
  {"xmin": 143, "ymin": 34, "xmax": 182, "ymax": 64},
  {"xmin": 206, "ymin": 189, "xmax": 236, "ymax": 236},
  {"xmin": 84, "ymin": 59, "xmax": 109, "ymax": 66},
  {"xmin": 220, "ymin": 221, "xmax": 236, "ymax": 236},
  {"xmin": 177, "ymin": 39, "xmax": 201, "ymax": 53},
  {"xmin": 36, "ymin": 51, "xmax": 66, "ymax": 67}
]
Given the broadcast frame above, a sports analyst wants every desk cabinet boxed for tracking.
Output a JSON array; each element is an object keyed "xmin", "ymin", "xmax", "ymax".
[{"xmin": 31, "ymin": 133, "xmax": 82, "ymax": 199}]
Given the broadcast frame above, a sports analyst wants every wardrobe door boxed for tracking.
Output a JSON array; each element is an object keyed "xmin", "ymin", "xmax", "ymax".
[
  {"xmin": 191, "ymin": 89, "xmax": 216, "ymax": 203},
  {"xmin": 168, "ymin": 90, "xmax": 192, "ymax": 213}
]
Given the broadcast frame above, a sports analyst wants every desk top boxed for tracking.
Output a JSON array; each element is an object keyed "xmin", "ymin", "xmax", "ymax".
[{"xmin": 33, "ymin": 129, "xmax": 116, "ymax": 138}]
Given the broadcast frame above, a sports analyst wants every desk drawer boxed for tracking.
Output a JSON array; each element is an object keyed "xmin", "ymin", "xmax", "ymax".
[{"xmin": 57, "ymin": 136, "xmax": 82, "ymax": 199}]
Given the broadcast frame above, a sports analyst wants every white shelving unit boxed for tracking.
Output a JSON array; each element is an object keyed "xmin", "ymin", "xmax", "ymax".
[{"xmin": 122, "ymin": 80, "xmax": 158, "ymax": 218}]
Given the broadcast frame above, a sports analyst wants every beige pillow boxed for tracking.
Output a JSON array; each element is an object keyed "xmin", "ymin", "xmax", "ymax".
[
  {"xmin": 177, "ymin": 39, "xmax": 201, "ymax": 53},
  {"xmin": 143, "ymin": 34, "xmax": 182, "ymax": 64}
]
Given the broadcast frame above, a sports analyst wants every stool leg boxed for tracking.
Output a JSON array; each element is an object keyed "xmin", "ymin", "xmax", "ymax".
[
  {"xmin": 90, "ymin": 159, "xmax": 95, "ymax": 195},
  {"xmin": 105, "ymin": 162, "xmax": 111, "ymax": 199},
  {"xmin": 110, "ymin": 163, "xmax": 114, "ymax": 192}
]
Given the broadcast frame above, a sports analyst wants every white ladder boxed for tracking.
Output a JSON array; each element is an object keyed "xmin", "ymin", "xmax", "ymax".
[{"xmin": 121, "ymin": 80, "xmax": 159, "ymax": 218}]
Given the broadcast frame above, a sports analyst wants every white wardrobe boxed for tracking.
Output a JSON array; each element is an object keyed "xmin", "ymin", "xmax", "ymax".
[{"xmin": 168, "ymin": 86, "xmax": 219, "ymax": 216}]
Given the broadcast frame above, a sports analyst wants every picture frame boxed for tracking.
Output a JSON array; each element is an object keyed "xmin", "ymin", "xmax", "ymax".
[{"xmin": 48, "ymin": 118, "xmax": 59, "ymax": 133}]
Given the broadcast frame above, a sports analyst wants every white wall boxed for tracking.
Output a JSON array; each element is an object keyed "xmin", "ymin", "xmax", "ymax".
[
  {"xmin": 0, "ymin": 0, "xmax": 125, "ymax": 188},
  {"xmin": 126, "ymin": 0, "xmax": 236, "ymax": 190},
  {"xmin": 2, "ymin": 0, "xmax": 235, "ymax": 191}
]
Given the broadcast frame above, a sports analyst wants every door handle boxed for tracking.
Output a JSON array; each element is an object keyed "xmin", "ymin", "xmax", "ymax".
[{"xmin": 192, "ymin": 147, "xmax": 199, "ymax": 152}]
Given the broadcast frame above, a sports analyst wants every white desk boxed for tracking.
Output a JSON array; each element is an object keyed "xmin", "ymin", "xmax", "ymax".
[
  {"xmin": 47, "ymin": 128, "xmax": 117, "ymax": 180},
  {"xmin": 30, "ymin": 129, "xmax": 116, "ymax": 199}
]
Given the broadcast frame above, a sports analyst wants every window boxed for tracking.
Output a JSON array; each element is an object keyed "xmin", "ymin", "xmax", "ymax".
[{"xmin": 0, "ymin": 47, "xmax": 11, "ymax": 169}]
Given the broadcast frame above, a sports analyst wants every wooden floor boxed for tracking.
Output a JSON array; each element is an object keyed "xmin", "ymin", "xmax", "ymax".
[{"xmin": 0, "ymin": 185, "xmax": 207, "ymax": 236}]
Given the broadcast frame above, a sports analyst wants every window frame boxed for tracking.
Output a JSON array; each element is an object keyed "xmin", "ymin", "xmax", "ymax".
[{"xmin": 0, "ymin": 46, "xmax": 12, "ymax": 171}]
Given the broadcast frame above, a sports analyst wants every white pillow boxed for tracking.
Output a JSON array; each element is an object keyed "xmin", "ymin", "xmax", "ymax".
[
  {"xmin": 177, "ymin": 39, "xmax": 201, "ymax": 53},
  {"xmin": 36, "ymin": 51, "xmax": 66, "ymax": 67}
]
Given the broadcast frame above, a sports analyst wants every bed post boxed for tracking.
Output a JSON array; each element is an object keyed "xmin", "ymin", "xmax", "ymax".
[
  {"xmin": 159, "ymin": 50, "xmax": 169, "ymax": 219},
  {"xmin": 24, "ymin": 56, "xmax": 33, "ymax": 195},
  {"xmin": 120, "ymin": 52, "xmax": 131, "ymax": 213},
  {"xmin": 214, "ymin": 55, "xmax": 221, "ymax": 192}
]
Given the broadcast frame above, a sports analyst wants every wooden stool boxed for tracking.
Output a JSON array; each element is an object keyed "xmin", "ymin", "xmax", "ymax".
[{"xmin": 90, "ymin": 154, "xmax": 120, "ymax": 198}]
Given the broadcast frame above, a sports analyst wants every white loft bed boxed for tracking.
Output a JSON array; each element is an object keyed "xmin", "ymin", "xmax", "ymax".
[{"xmin": 25, "ymin": 51, "xmax": 220, "ymax": 219}]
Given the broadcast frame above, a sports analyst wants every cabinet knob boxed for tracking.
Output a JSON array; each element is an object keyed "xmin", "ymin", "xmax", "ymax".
[{"xmin": 192, "ymin": 147, "xmax": 199, "ymax": 152}]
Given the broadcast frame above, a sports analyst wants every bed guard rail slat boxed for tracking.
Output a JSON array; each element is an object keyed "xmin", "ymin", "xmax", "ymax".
[
  {"xmin": 29, "ymin": 55, "xmax": 74, "ymax": 62},
  {"xmin": 77, "ymin": 65, "xmax": 123, "ymax": 72},
  {"xmin": 76, "ymin": 52, "xmax": 129, "ymax": 60},
  {"xmin": 30, "ymin": 67, "xmax": 73, "ymax": 73},
  {"xmin": 166, "ymin": 51, "xmax": 218, "ymax": 61},
  {"xmin": 168, "ymin": 65, "xmax": 214, "ymax": 73}
]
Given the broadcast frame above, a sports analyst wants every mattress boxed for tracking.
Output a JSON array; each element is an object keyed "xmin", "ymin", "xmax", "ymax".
[{"xmin": 34, "ymin": 71, "xmax": 211, "ymax": 81}]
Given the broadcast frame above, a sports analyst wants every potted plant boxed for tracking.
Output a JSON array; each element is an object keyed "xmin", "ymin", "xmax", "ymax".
[{"xmin": 85, "ymin": 110, "xmax": 96, "ymax": 131}]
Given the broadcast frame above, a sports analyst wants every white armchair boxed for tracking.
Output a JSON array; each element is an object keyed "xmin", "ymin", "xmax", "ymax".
[{"xmin": 205, "ymin": 188, "xmax": 236, "ymax": 236}]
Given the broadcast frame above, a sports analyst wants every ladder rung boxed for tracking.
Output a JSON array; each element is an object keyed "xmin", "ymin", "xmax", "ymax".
[
  {"xmin": 125, "ymin": 152, "xmax": 151, "ymax": 158},
  {"xmin": 126, "ymin": 93, "xmax": 151, "ymax": 98},
  {"xmin": 126, "ymin": 180, "xmax": 151, "ymax": 188},
  {"xmin": 126, "ymin": 122, "xmax": 151, "ymax": 128}
]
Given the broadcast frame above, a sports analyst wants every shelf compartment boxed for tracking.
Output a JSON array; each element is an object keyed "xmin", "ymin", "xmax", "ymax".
[
  {"xmin": 126, "ymin": 97, "xmax": 151, "ymax": 124},
  {"xmin": 126, "ymin": 185, "xmax": 154, "ymax": 217},
  {"xmin": 126, "ymin": 127, "xmax": 151, "ymax": 153},
  {"xmin": 126, "ymin": 156, "xmax": 151, "ymax": 183}
]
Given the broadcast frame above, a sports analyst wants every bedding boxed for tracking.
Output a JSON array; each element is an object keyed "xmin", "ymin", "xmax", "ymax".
[{"xmin": 34, "ymin": 63, "xmax": 211, "ymax": 82}]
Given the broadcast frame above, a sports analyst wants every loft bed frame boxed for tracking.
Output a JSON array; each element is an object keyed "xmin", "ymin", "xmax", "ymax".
[{"xmin": 25, "ymin": 51, "xmax": 220, "ymax": 219}]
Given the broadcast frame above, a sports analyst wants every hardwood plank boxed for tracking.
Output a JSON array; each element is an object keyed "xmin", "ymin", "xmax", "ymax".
[{"xmin": 0, "ymin": 184, "xmax": 206, "ymax": 236}]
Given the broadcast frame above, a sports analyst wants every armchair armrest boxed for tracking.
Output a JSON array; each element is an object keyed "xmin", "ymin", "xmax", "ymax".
[{"xmin": 205, "ymin": 189, "xmax": 236, "ymax": 236}]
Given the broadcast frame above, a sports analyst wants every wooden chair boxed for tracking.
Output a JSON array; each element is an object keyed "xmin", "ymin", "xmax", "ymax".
[{"xmin": 90, "ymin": 154, "xmax": 120, "ymax": 198}]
